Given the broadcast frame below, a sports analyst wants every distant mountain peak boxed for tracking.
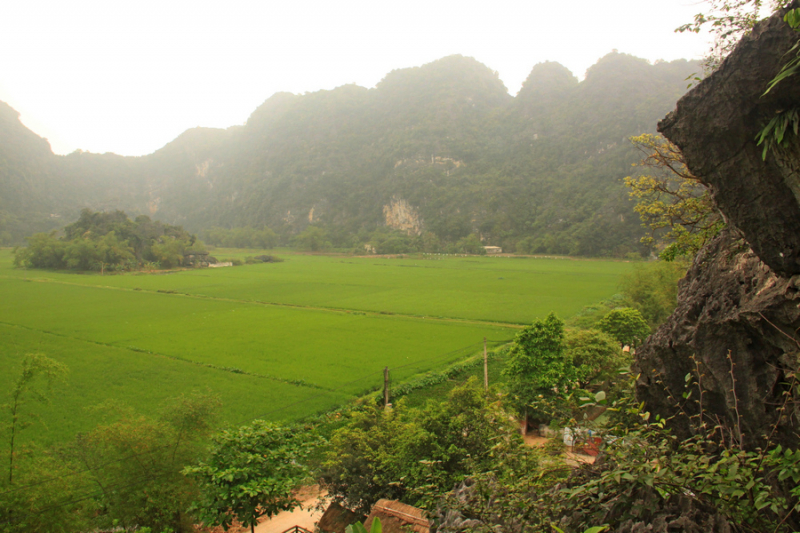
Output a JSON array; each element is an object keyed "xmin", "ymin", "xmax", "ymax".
[{"xmin": 517, "ymin": 61, "xmax": 578, "ymax": 100}]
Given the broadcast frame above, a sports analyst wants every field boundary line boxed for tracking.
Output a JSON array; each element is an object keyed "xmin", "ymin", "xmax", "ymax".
[
  {"xmin": 0, "ymin": 275, "xmax": 525, "ymax": 329},
  {"xmin": 0, "ymin": 321, "xmax": 338, "ymax": 392}
]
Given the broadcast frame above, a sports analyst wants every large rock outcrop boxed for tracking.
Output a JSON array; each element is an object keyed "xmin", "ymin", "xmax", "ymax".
[
  {"xmin": 635, "ymin": 231, "xmax": 800, "ymax": 449},
  {"xmin": 659, "ymin": 3, "xmax": 800, "ymax": 277},
  {"xmin": 638, "ymin": 4, "xmax": 800, "ymax": 447}
]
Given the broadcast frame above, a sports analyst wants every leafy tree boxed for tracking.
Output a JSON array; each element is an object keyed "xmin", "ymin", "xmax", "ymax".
[
  {"xmin": 320, "ymin": 378, "xmax": 522, "ymax": 515},
  {"xmin": 64, "ymin": 238, "xmax": 100, "ymax": 271},
  {"xmin": 450, "ymin": 234, "xmax": 486, "ymax": 255},
  {"xmin": 14, "ymin": 210, "xmax": 198, "ymax": 272},
  {"xmin": 620, "ymin": 261, "xmax": 685, "ymax": 328},
  {"xmin": 202, "ymin": 226, "xmax": 279, "ymax": 249},
  {"xmin": 95, "ymin": 231, "xmax": 135, "ymax": 273},
  {"xmin": 597, "ymin": 308, "xmax": 651, "ymax": 348},
  {"xmin": 72, "ymin": 393, "xmax": 220, "ymax": 533},
  {"xmin": 565, "ymin": 329, "xmax": 629, "ymax": 388},
  {"xmin": 2, "ymin": 354, "xmax": 68, "ymax": 484},
  {"xmin": 368, "ymin": 229, "xmax": 419, "ymax": 254},
  {"xmin": 150, "ymin": 238, "xmax": 186, "ymax": 268},
  {"xmin": 255, "ymin": 227, "xmax": 279, "ymax": 249},
  {"xmin": 0, "ymin": 448, "xmax": 91, "ymax": 533},
  {"xmin": 0, "ymin": 354, "xmax": 75, "ymax": 533},
  {"xmin": 624, "ymin": 134, "xmax": 724, "ymax": 261},
  {"xmin": 502, "ymin": 313, "xmax": 568, "ymax": 433},
  {"xmin": 291, "ymin": 226, "xmax": 331, "ymax": 251},
  {"xmin": 185, "ymin": 421, "xmax": 311, "ymax": 533},
  {"xmin": 677, "ymin": 0, "xmax": 790, "ymax": 71}
]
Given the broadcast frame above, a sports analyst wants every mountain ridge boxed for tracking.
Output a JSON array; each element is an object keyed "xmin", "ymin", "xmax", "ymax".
[{"xmin": 0, "ymin": 53, "xmax": 699, "ymax": 255}]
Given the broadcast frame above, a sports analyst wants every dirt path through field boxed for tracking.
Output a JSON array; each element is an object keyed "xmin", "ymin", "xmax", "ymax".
[{"xmin": 252, "ymin": 485, "xmax": 327, "ymax": 533}]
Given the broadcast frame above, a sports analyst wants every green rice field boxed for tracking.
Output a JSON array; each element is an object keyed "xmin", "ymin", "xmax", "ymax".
[{"xmin": 0, "ymin": 248, "xmax": 635, "ymax": 446}]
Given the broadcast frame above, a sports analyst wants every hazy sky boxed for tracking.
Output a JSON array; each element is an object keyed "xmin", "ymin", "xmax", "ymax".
[{"xmin": 0, "ymin": 0, "xmax": 711, "ymax": 157}]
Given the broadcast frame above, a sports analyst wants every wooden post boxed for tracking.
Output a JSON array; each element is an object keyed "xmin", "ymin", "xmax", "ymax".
[
  {"xmin": 483, "ymin": 337, "xmax": 488, "ymax": 392},
  {"xmin": 383, "ymin": 366, "xmax": 390, "ymax": 407}
]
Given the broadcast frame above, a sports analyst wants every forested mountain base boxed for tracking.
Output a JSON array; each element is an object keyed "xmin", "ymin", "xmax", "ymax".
[{"xmin": 0, "ymin": 53, "xmax": 698, "ymax": 255}]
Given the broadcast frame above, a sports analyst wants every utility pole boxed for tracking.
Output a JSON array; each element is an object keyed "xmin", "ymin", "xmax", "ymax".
[
  {"xmin": 483, "ymin": 337, "xmax": 488, "ymax": 392},
  {"xmin": 383, "ymin": 366, "xmax": 390, "ymax": 407}
]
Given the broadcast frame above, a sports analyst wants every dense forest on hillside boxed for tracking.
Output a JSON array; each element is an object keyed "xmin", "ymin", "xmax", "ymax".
[{"xmin": 0, "ymin": 53, "xmax": 699, "ymax": 256}]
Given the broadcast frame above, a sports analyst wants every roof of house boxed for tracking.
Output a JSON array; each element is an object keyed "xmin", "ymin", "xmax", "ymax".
[
  {"xmin": 364, "ymin": 499, "xmax": 431, "ymax": 533},
  {"xmin": 317, "ymin": 502, "xmax": 360, "ymax": 533}
]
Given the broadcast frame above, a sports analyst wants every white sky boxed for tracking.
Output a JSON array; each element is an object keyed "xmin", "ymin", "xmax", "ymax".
[{"xmin": 0, "ymin": 0, "xmax": 712, "ymax": 157}]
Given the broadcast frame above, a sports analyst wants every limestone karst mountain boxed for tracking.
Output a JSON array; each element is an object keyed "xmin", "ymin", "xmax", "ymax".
[{"xmin": 0, "ymin": 53, "xmax": 698, "ymax": 254}]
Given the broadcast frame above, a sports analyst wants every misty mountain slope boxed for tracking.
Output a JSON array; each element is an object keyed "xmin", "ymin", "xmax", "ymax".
[{"xmin": 0, "ymin": 53, "xmax": 698, "ymax": 255}]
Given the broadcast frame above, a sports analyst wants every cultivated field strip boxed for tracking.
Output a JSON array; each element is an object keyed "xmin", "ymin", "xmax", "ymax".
[
  {"xmin": 0, "ymin": 251, "xmax": 633, "ymax": 324},
  {"xmin": 0, "ymin": 249, "xmax": 633, "ymax": 446},
  {"xmin": 0, "ymin": 324, "xmax": 354, "ymax": 446}
]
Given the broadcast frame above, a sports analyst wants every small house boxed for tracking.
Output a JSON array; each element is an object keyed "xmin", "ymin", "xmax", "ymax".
[
  {"xmin": 317, "ymin": 502, "xmax": 360, "ymax": 533},
  {"xmin": 364, "ymin": 499, "xmax": 431, "ymax": 533},
  {"xmin": 183, "ymin": 251, "xmax": 210, "ymax": 267}
]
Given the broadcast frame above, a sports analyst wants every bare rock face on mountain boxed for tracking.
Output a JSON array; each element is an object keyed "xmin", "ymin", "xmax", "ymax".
[
  {"xmin": 635, "ymin": 231, "xmax": 800, "ymax": 449},
  {"xmin": 658, "ymin": 6, "xmax": 800, "ymax": 277},
  {"xmin": 638, "ymin": 5, "xmax": 800, "ymax": 448}
]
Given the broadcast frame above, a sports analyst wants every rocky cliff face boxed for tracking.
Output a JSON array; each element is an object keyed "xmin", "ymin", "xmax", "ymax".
[
  {"xmin": 659, "ymin": 6, "xmax": 800, "ymax": 277},
  {"xmin": 638, "ymin": 4, "xmax": 800, "ymax": 448},
  {"xmin": 635, "ymin": 231, "xmax": 800, "ymax": 449}
]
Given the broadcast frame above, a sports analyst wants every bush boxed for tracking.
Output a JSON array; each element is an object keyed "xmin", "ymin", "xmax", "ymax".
[
  {"xmin": 597, "ymin": 308, "xmax": 651, "ymax": 347},
  {"xmin": 320, "ymin": 378, "xmax": 523, "ymax": 515}
]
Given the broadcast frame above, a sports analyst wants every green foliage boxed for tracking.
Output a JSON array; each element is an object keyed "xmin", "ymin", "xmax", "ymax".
[
  {"xmin": 449, "ymin": 234, "xmax": 486, "ymax": 255},
  {"xmin": 346, "ymin": 517, "xmax": 381, "ymax": 533},
  {"xmin": 502, "ymin": 313, "xmax": 568, "ymax": 422},
  {"xmin": 619, "ymin": 260, "xmax": 685, "ymax": 328},
  {"xmin": 291, "ymin": 226, "xmax": 332, "ymax": 251},
  {"xmin": 435, "ymin": 444, "xmax": 565, "ymax": 533},
  {"xmin": 184, "ymin": 421, "xmax": 311, "ymax": 533},
  {"xmin": 556, "ymin": 413, "xmax": 800, "ymax": 532},
  {"xmin": 0, "ymin": 354, "xmax": 76, "ymax": 533},
  {"xmin": 14, "ymin": 209, "xmax": 198, "ymax": 272},
  {"xmin": 757, "ymin": 6, "xmax": 800, "ymax": 161},
  {"xmin": 757, "ymin": 107, "xmax": 800, "ymax": 159},
  {"xmin": 566, "ymin": 294, "xmax": 627, "ymax": 331},
  {"xmin": 2, "ymin": 354, "xmax": 68, "ymax": 484},
  {"xmin": 390, "ymin": 345, "xmax": 507, "ymax": 400},
  {"xmin": 762, "ymin": 8, "xmax": 800, "ymax": 92},
  {"xmin": 367, "ymin": 228, "xmax": 421, "ymax": 254},
  {"xmin": 0, "ymin": 447, "xmax": 91, "ymax": 533},
  {"xmin": 676, "ymin": 0, "xmax": 786, "ymax": 71},
  {"xmin": 597, "ymin": 308, "xmax": 651, "ymax": 347},
  {"xmin": 624, "ymin": 134, "xmax": 724, "ymax": 260},
  {"xmin": 203, "ymin": 226, "xmax": 279, "ymax": 249},
  {"xmin": 72, "ymin": 393, "xmax": 220, "ymax": 533},
  {"xmin": 436, "ymin": 369, "xmax": 800, "ymax": 532},
  {"xmin": 320, "ymin": 378, "xmax": 523, "ymax": 515},
  {"xmin": 565, "ymin": 329, "xmax": 630, "ymax": 387},
  {"xmin": 0, "ymin": 248, "xmax": 629, "ymax": 445},
  {"xmin": 2, "ymin": 54, "xmax": 699, "ymax": 257}
]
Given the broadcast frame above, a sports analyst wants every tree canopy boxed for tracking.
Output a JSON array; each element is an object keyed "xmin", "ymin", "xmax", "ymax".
[
  {"xmin": 14, "ymin": 209, "xmax": 202, "ymax": 271},
  {"xmin": 184, "ymin": 421, "xmax": 312, "ymax": 533}
]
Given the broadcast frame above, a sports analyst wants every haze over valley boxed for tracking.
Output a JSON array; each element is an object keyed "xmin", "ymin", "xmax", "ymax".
[{"xmin": 1, "ymin": 53, "xmax": 698, "ymax": 256}]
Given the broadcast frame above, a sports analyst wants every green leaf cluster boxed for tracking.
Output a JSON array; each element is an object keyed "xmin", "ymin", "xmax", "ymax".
[
  {"xmin": 624, "ymin": 134, "xmax": 724, "ymax": 261},
  {"xmin": 184, "ymin": 421, "xmax": 312, "ymax": 533},
  {"xmin": 13, "ymin": 209, "xmax": 201, "ymax": 271},
  {"xmin": 596, "ymin": 308, "xmax": 651, "ymax": 348},
  {"xmin": 320, "ymin": 378, "xmax": 524, "ymax": 515},
  {"xmin": 502, "ymin": 313, "xmax": 569, "ymax": 420}
]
